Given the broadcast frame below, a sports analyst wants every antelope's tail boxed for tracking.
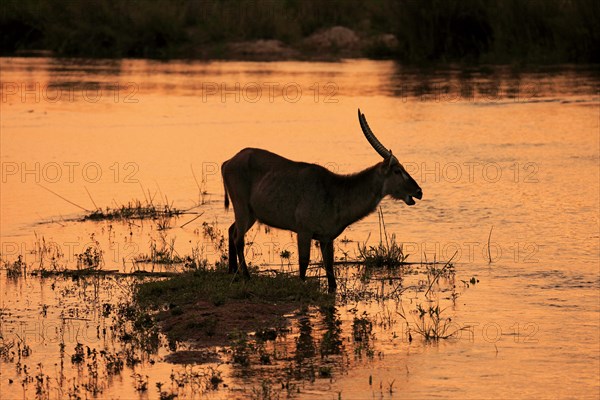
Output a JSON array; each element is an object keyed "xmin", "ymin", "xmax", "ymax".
[
  {"xmin": 224, "ymin": 183, "xmax": 230, "ymax": 210},
  {"xmin": 221, "ymin": 161, "xmax": 230, "ymax": 210}
]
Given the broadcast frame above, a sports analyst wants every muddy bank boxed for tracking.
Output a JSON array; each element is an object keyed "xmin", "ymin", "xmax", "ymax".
[
  {"xmin": 156, "ymin": 299, "xmax": 297, "ymax": 349},
  {"xmin": 135, "ymin": 269, "xmax": 331, "ymax": 357}
]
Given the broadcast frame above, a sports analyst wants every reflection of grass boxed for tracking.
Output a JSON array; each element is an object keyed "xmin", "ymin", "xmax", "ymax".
[
  {"xmin": 352, "ymin": 311, "xmax": 375, "ymax": 359},
  {"xmin": 352, "ymin": 312, "xmax": 373, "ymax": 342},
  {"xmin": 320, "ymin": 307, "xmax": 343, "ymax": 357}
]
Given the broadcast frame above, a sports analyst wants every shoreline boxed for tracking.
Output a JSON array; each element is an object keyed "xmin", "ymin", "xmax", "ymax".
[
  {"xmin": 6, "ymin": 27, "xmax": 398, "ymax": 63},
  {"xmin": 4, "ymin": 50, "xmax": 599, "ymax": 72}
]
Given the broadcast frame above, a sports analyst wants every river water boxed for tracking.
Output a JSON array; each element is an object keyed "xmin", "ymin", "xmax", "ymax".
[{"xmin": 0, "ymin": 58, "xmax": 599, "ymax": 399}]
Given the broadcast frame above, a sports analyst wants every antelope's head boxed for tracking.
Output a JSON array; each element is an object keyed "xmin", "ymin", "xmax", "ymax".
[{"xmin": 358, "ymin": 109, "xmax": 423, "ymax": 206}]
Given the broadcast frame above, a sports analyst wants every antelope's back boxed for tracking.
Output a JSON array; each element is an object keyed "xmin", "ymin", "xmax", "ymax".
[{"xmin": 223, "ymin": 148, "xmax": 333, "ymax": 231}]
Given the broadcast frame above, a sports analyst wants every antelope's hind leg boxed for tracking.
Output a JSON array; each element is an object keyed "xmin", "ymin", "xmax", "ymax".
[
  {"xmin": 320, "ymin": 240, "xmax": 337, "ymax": 293},
  {"xmin": 297, "ymin": 232, "xmax": 312, "ymax": 281},
  {"xmin": 233, "ymin": 213, "xmax": 256, "ymax": 279}
]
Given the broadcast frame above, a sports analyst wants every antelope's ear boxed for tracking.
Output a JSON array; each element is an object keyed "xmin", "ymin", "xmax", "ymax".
[{"xmin": 382, "ymin": 151, "xmax": 396, "ymax": 174}]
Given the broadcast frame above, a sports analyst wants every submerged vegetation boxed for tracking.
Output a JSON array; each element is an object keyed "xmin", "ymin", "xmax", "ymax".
[
  {"xmin": 1, "ymin": 0, "xmax": 597, "ymax": 63},
  {"xmin": 0, "ymin": 193, "xmax": 472, "ymax": 398}
]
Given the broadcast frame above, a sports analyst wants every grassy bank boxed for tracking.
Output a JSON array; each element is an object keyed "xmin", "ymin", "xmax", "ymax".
[
  {"xmin": 136, "ymin": 268, "xmax": 330, "ymax": 307},
  {"xmin": 134, "ymin": 268, "xmax": 331, "ymax": 346},
  {"xmin": 1, "ymin": 0, "xmax": 598, "ymax": 63}
]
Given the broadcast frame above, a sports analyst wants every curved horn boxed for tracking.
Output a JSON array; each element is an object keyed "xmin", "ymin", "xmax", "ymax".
[{"xmin": 358, "ymin": 108, "xmax": 392, "ymax": 159}]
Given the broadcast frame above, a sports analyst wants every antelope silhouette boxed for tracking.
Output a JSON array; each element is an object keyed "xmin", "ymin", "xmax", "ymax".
[{"xmin": 222, "ymin": 109, "xmax": 422, "ymax": 292}]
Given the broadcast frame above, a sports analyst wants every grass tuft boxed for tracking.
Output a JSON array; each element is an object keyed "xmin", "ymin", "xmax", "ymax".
[
  {"xmin": 357, "ymin": 208, "xmax": 407, "ymax": 269},
  {"xmin": 398, "ymin": 303, "xmax": 468, "ymax": 342},
  {"xmin": 84, "ymin": 199, "xmax": 182, "ymax": 222},
  {"xmin": 4, "ymin": 255, "xmax": 27, "ymax": 278}
]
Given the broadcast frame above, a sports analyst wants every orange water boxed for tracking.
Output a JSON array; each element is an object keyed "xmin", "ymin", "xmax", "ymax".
[{"xmin": 1, "ymin": 58, "xmax": 599, "ymax": 399}]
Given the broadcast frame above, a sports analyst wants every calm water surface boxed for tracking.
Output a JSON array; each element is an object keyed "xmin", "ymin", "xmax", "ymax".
[{"xmin": 0, "ymin": 58, "xmax": 599, "ymax": 399}]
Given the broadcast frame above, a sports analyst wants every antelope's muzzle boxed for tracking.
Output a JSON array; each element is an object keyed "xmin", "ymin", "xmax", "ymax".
[{"xmin": 404, "ymin": 188, "xmax": 422, "ymax": 206}]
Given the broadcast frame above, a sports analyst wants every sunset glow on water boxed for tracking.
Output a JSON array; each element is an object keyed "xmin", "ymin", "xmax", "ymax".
[{"xmin": 1, "ymin": 57, "xmax": 598, "ymax": 399}]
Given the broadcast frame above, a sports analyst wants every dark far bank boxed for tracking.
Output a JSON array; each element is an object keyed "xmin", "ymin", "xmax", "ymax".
[{"xmin": 1, "ymin": 0, "xmax": 598, "ymax": 64}]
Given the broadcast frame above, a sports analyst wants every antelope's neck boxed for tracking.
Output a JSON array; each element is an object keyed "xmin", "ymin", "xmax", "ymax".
[{"xmin": 337, "ymin": 163, "xmax": 384, "ymax": 226}]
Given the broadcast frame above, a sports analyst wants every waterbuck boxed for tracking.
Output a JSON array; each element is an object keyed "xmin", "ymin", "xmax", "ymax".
[{"xmin": 221, "ymin": 109, "xmax": 422, "ymax": 292}]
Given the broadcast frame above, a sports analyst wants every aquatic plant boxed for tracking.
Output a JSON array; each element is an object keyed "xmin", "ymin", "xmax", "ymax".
[
  {"xmin": 357, "ymin": 208, "xmax": 408, "ymax": 269},
  {"xmin": 4, "ymin": 255, "xmax": 26, "ymax": 278},
  {"xmin": 201, "ymin": 220, "xmax": 226, "ymax": 255},
  {"xmin": 134, "ymin": 235, "xmax": 182, "ymax": 265},
  {"xmin": 424, "ymin": 251, "xmax": 458, "ymax": 297},
  {"xmin": 0, "ymin": 337, "xmax": 15, "ymax": 362},
  {"xmin": 280, "ymin": 249, "xmax": 292, "ymax": 267},
  {"xmin": 399, "ymin": 303, "xmax": 463, "ymax": 342},
  {"xmin": 33, "ymin": 233, "xmax": 65, "ymax": 272},
  {"xmin": 84, "ymin": 199, "xmax": 183, "ymax": 222},
  {"xmin": 76, "ymin": 245, "xmax": 104, "ymax": 270}
]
